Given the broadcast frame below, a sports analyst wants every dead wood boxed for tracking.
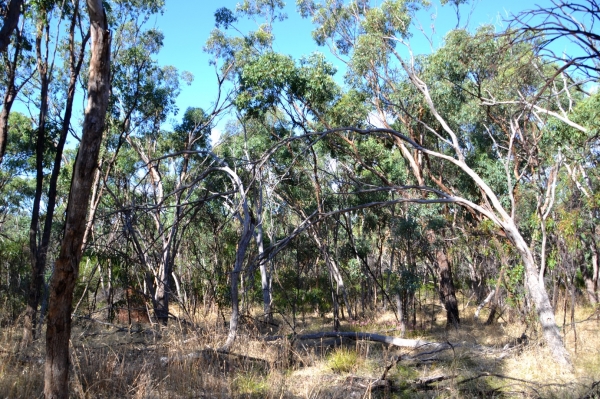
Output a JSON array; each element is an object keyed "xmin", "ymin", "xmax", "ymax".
[
  {"xmin": 580, "ymin": 381, "xmax": 600, "ymax": 399},
  {"xmin": 263, "ymin": 331, "xmax": 458, "ymax": 350},
  {"xmin": 414, "ymin": 374, "xmax": 458, "ymax": 388},
  {"xmin": 344, "ymin": 375, "xmax": 392, "ymax": 391}
]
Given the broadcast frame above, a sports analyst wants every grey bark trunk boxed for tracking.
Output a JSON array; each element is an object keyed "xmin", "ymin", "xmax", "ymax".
[
  {"xmin": 256, "ymin": 220, "xmax": 272, "ymax": 320},
  {"xmin": 221, "ymin": 213, "xmax": 254, "ymax": 351},
  {"xmin": 474, "ymin": 290, "xmax": 495, "ymax": 321},
  {"xmin": 504, "ymin": 225, "xmax": 572, "ymax": 370},
  {"xmin": 582, "ymin": 240, "xmax": 598, "ymax": 305},
  {"xmin": 253, "ymin": 178, "xmax": 272, "ymax": 321}
]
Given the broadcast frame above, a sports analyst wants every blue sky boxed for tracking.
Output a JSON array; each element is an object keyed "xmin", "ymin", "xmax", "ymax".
[{"xmin": 151, "ymin": 0, "xmax": 557, "ymax": 138}]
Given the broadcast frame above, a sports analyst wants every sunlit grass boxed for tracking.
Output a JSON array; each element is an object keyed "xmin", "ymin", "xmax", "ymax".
[
  {"xmin": 326, "ymin": 347, "xmax": 360, "ymax": 373},
  {"xmin": 0, "ymin": 298, "xmax": 598, "ymax": 398}
]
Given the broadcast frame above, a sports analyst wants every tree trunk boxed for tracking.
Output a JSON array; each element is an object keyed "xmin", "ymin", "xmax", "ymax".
[
  {"xmin": 255, "ymin": 216, "xmax": 272, "ymax": 320},
  {"xmin": 0, "ymin": 20, "xmax": 22, "ymax": 165},
  {"xmin": 427, "ymin": 231, "xmax": 459, "ymax": 327},
  {"xmin": 221, "ymin": 212, "xmax": 254, "ymax": 351},
  {"xmin": 504, "ymin": 225, "xmax": 572, "ymax": 370},
  {"xmin": 474, "ymin": 290, "xmax": 495, "ymax": 321},
  {"xmin": 485, "ymin": 267, "xmax": 505, "ymax": 325},
  {"xmin": 582, "ymin": 242, "xmax": 598, "ymax": 305},
  {"xmin": 44, "ymin": 1, "xmax": 110, "ymax": 396},
  {"xmin": 23, "ymin": 14, "xmax": 52, "ymax": 348},
  {"xmin": 437, "ymin": 247, "xmax": 460, "ymax": 327},
  {"xmin": 22, "ymin": 5, "xmax": 89, "ymax": 347},
  {"xmin": 0, "ymin": 0, "xmax": 23, "ymax": 53}
]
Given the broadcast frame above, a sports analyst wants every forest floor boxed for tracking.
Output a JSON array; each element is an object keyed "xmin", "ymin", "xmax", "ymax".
[{"xmin": 1, "ymin": 297, "xmax": 599, "ymax": 398}]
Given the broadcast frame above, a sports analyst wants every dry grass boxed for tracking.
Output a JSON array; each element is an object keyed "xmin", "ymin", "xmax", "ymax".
[{"xmin": 0, "ymin": 297, "xmax": 599, "ymax": 398}]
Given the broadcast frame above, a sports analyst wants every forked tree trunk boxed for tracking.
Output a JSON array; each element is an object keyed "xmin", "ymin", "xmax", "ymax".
[
  {"xmin": 218, "ymin": 163, "xmax": 254, "ymax": 352},
  {"xmin": 44, "ymin": 1, "xmax": 110, "ymax": 397}
]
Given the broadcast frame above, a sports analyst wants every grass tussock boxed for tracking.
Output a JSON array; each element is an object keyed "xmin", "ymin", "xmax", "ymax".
[
  {"xmin": 0, "ymin": 297, "xmax": 598, "ymax": 398},
  {"xmin": 326, "ymin": 347, "xmax": 361, "ymax": 373}
]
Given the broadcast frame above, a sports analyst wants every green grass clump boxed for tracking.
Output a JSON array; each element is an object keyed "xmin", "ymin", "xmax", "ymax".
[
  {"xmin": 326, "ymin": 347, "xmax": 360, "ymax": 373},
  {"xmin": 233, "ymin": 372, "xmax": 269, "ymax": 397}
]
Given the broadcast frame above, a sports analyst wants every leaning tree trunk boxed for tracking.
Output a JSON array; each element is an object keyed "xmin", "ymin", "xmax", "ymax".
[
  {"xmin": 44, "ymin": 1, "xmax": 110, "ymax": 397},
  {"xmin": 504, "ymin": 224, "xmax": 572, "ymax": 370}
]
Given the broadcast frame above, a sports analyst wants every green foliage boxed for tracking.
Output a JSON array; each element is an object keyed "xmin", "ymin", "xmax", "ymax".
[
  {"xmin": 504, "ymin": 263, "xmax": 525, "ymax": 307},
  {"xmin": 233, "ymin": 372, "xmax": 269, "ymax": 398},
  {"xmin": 214, "ymin": 7, "xmax": 237, "ymax": 29},
  {"xmin": 327, "ymin": 347, "xmax": 360, "ymax": 373},
  {"xmin": 235, "ymin": 51, "xmax": 340, "ymax": 119},
  {"xmin": 0, "ymin": 214, "xmax": 30, "ymax": 324}
]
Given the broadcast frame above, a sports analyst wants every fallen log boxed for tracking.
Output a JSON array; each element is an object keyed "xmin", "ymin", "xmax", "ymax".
[{"xmin": 263, "ymin": 331, "xmax": 458, "ymax": 350}]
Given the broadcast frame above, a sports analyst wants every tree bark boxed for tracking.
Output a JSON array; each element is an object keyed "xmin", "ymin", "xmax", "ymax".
[
  {"xmin": 22, "ymin": 12, "xmax": 52, "ymax": 348},
  {"xmin": 0, "ymin": 18, "xmax": 22, "ymax": 165},
  {"xmin": 582, "ymin": 239, "xmax": 599, "ymax": 305},
  {"xmin": 44, "ymin": 1, "xmax": 110, "ymax": 396},
  {"xmin": 22, "ymin": 4, "xmax": 89, "ymax": 346},
  {"xmin": 254, "ymin": 187, "xmax": 272, "ymax": 320},
  {"xmin": 218, "ymin": 163, "xmax": 254, "ymax": 352},
  {"xmin": 426, "ymin": 231, "xmax": 459, "ymax": 327},
  {"xmin": 0, "ymin": 0, "xmax": 23, "ymax": 53},
  {"xmin": 504, "ymin": 224, "xmax": 572, "ymax": 370}
]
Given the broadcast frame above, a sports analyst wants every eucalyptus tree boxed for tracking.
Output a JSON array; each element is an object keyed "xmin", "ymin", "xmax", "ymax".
[
  {"xmin": 0, "ymin": 112, "xmax": 36, "ymax": 322},
  {"xmin": 44, "ymin": 0, "xmax": 110, "ymax": 395},
  {"xmin": 122, "ymin": 106, "xmax": 214, "ymax": 324},
  {"xmin": 216, "ymin": 115, "xmax": 287, "ymax": 322},
  {"xmin": 0, "ymin": 0, "xmax": 24, "ymax": 53},
  {"xmin": 510, "ymin": 0, "xmax": 600, "ymax": 80},
  {"xmin": 0, "ymin": 5, "xmax": 33, "ymax": 165},
  {"xmin": 294, "ymin": 0, "xmax": 596, "ymax": 368},
  {"xmin": 22, "ymin": 0, "xmax": 93, "ymax": 347}
]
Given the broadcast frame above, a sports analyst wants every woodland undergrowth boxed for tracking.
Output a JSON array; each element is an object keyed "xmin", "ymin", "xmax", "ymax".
[{"xmin": 1, "ymin": 295, "xmax": 599, "ymax": 399}]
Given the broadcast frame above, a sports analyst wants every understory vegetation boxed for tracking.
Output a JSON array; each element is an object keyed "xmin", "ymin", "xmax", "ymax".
[
  {"xmin": 0, "ymin": 0, "xmax": 599, "ymax": 396},
  {"xmin": 2, "ymin": 297, "xmax": 599, "ymax": 398}
]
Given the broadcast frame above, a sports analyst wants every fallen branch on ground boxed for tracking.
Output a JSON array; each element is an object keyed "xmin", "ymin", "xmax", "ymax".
[{"xmin": 263, "ymin": 331, "xmax": 459, "ymax": 350}]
